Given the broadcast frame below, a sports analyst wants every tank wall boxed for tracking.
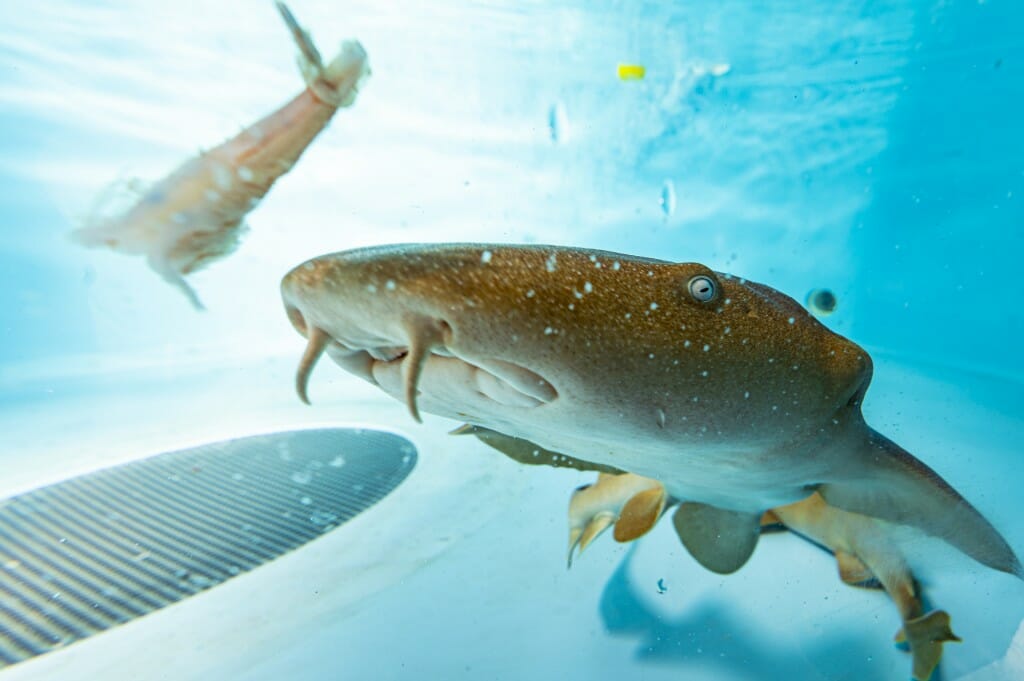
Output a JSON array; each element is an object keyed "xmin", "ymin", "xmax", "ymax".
[{"xmin": 848, "ymin": 0, "xmax": 1024, "ymax": 379}]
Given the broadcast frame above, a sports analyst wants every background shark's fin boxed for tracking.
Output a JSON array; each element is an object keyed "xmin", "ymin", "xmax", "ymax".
[
  {"xmin": 451, "ymin": 424, "xmax": 625, "ymax": 474},
  {"xmin": 818, "ymin": 428, "xmax": 1022, "ymax": 578},
  {"xmin": 835, "ymin": 550, "xmax": 877, "ymax": 587},
  {"xmin": 672, "ymin": 502, "xmax": 761, "ymax": 574},
  {"xmin": 613, "ymin": 487, "xmax": 666, "ymax": 542}
]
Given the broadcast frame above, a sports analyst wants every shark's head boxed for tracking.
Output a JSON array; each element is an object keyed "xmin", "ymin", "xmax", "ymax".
[{"xmin": 281, "ymin": 243, "xmax": 871, "ymax": 460}]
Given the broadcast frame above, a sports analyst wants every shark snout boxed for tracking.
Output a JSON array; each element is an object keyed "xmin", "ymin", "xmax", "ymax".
[{"xmin": 283, "ymin": 283, "xmax": 556, "ymax": 422}]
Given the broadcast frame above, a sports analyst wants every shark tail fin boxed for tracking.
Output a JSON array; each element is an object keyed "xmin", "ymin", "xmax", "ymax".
[
  {"xmin": 275, "ymin": 2, "xmax": 369, "ymax": 108},
  {"xmin": 818, "ymin": 428, "xmax": 1022, "ymax": 578},
  {"xmin": 898, "ymin": 610, "xmax": 961, "ymax": 681}
]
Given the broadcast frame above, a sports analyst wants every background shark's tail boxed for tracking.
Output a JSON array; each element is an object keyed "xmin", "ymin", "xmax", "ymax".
[
  {"xmin": 818, "ymin": 428, "xmax": 1022, "ymax": 578},
  {"xmin": 275, "ymin": 2, "xmax": 370, "ymax": 108}
]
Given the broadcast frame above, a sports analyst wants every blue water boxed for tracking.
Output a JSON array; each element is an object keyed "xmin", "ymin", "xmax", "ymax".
[{"xmin": 0, "ymin": 1, "xmax": 1022, "ymax": 679}]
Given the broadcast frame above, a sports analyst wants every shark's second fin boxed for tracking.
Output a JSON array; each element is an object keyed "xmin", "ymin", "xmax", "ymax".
[
  {"xmin": 672, "ymin": 502, "xmax": 761, "ymax": 574},
  {"xmin": 451, "ymin": 424, "xmax": 624, "ymax": 475},
  {"xmin": 613, "ymin": 487, "xmax": 666, "ymax": 543},
  {"xmin": 835, "ymin": 550, "xmax": 878, "ymax": 587},
  {"xmin": 818, "ymin": 428, "xmax": 1022, "ymax": 578}
]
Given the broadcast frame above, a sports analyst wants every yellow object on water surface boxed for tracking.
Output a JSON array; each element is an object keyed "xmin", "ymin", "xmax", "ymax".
[{"xmin": 616, "ymin": 63, "xmax": 645, "ymax": 80}]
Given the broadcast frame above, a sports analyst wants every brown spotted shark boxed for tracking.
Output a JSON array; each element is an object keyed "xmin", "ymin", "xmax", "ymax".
[
  {"xmin": 564, "ymin": 470, "xmax": 959, "ymax": 681},
  {"xmin": 280, "ymin": 243, "xmax": 1021, "ymax": 579},
  {"xmin": 70, "ymin": 2, "xmax": 369, "ymax": 309}
]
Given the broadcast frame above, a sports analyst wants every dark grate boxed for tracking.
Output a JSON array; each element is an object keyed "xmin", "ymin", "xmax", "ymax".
[{"xmin": 0, "ymin": 427, "xmax": 416, "ymax": 667}]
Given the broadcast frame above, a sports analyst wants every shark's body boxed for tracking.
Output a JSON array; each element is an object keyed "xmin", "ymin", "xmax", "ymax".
[
  {"xmin": 281, "ymin": 243, "xmax": 1020, "ymax": 577},
  {"xmin": 71, "ymin": 3, "xmax": 369, "ymax": 309}
]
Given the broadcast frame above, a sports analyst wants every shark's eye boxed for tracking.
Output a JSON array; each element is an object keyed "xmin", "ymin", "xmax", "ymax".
[{"xmin": 688, "ymin": 275, "xmax": 716, "ymax": 302}]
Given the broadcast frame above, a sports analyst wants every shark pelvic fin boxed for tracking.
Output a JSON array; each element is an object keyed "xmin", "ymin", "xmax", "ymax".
[
  {"xmin": 818, "ymin": 428, "xmax": 1022, "ymax": 578},
  {"xmin": 672, "ymin": 502, "xmax": 761, "ymax": 574},
  {"xmin": 613, "ymin": 487, "xmax": 667, "ymax": 543}
]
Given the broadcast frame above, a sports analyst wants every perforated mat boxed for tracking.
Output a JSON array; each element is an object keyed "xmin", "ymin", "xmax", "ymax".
[{"xmin": 0, "ymin": 427, "xmax": 416, "ymax": 667}]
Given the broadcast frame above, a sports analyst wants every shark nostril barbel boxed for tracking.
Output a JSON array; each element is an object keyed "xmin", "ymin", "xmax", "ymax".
[
  {"xmin": 295, "ymin": 326, "xmax": 330, "ymax": 405},
  {"xmin": 401, "ymin": 318, "xmax": 450, "ymax": 424}
]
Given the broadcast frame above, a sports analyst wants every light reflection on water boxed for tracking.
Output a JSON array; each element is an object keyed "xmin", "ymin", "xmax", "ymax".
[{"xmin": 0, "ymin": 2, "xmax": 1021, "ymax": 678}]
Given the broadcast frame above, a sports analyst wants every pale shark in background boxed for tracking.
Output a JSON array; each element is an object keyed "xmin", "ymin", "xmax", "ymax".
[
  {"xmin": 70, "ymin": 2, "xmax": 369, "ymax": 309},
  {"xmin": 280, "ymin": 243, "xmax": 1021, "ymax": 582}
]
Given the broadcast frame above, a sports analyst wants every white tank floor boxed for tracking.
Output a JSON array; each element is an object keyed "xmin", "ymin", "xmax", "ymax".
[{"xmin": 0, "ymin": 352, "xmax": 1021, "ymax": 681}]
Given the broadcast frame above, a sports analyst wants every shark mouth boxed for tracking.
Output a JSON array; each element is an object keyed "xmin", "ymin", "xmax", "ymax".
[{"xmin": 286, "ymin": 306, "xmax": 558, "ymax": 421}]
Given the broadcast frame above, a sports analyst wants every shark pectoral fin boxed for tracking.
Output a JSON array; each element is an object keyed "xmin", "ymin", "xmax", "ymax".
[
  {"xmin": 613, "ymin": 487, "xmax": 666, "ymax": 543},
  {"xmin": 758, "ymin": 509, "xmax": 787, "ymax": 533},
  {"xmin": 579, "ymin": 513, "xmax": 616, "ymax": 554},
  {"xmin": 671, "ymin": 503, "xmax": 761, "ymax": 574},
  {"xmin": 900, "ymin": 610, "xmax": 961, "ymax": 681},
  {"xmin": 818, "ymin": 428, "xmax": 1023, "ymax": 578},
  {"xmin": 453, "ymin": 424, "xmax": 625, "ymax": 474},
  {"xmin": 835, "ymin": 550, "xmax": 877, "ymax": 587}
]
